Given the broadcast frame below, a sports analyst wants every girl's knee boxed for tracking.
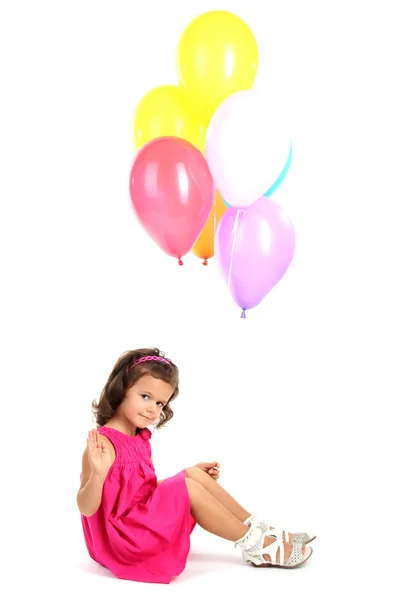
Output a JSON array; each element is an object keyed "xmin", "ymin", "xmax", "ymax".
[
  {"xmin": 185, "ymin": 477, "xmax": 203, "ymax": 497},
  {"xmin": 186, "ymin": 466, "xmax": 207, "ymax": 481}
]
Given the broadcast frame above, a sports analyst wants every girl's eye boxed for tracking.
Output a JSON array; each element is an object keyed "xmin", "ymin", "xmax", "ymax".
[
  {"xmin": 157, "ymin": 401, "xmax": 164, "ymax": 408},
  {"xmin": 141, "ymin": 394, "xmax": 150, "ymax": 400}
]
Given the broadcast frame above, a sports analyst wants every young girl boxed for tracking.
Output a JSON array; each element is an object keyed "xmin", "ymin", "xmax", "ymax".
[{"xmin": 77, "ymin": 348, "xmax": 314, "ymax": 584}]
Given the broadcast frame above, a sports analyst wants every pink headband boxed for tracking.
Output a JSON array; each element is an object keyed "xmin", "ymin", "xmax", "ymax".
[{"xmin": 128, "ymin": 355, "xmax": 170, "ymax": 371}]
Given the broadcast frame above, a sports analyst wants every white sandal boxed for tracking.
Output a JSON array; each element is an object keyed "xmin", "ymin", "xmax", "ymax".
[
  {"xmin": 234, "ymin": 521, "xmax": 313, "ymax": 569},
  {"xmin": 244, "ymin": 514, "xmax": 316, "ymax": 545}
]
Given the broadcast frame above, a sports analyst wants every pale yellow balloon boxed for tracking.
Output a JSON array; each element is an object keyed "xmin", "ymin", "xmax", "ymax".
[
  {"xmin": 176, "ymin": 11, "xmax": 258, "ymax": 123},
  {"xmin": 133, "ymin": 84, "xmax": 206, "ymax": 151}
]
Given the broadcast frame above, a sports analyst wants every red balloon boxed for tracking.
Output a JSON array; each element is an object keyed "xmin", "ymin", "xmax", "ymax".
[{"xmin": 129, "ymin": 137, "xmax": 214, "ymax": 262}]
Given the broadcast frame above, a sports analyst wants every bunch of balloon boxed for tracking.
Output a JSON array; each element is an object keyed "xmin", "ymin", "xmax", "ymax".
[
  {"xmin": 206, "ymin": 88, "xmax": 296, "ymax": 318},
  {"xmin": 128, "ymin": 10, "xmax": 260, "ymax": 266},
  {"xmin": 128, "ymin": 8, "xmax": 295, "ymax": 284}
]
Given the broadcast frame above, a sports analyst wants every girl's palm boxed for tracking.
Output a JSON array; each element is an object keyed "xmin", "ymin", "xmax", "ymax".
[{"xmin": 87, "ymin": 429, "xmax": 113, "ymax": 477}]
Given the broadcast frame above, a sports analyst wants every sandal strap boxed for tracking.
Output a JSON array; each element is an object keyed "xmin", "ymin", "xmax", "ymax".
[
  {"xmin": 292, "ymin": 532, "xmax": 311, "ymax": 543},
  {"xmin": 259, "ymin": 522, "xmax": 289, "ymax": 543},
  {"xmin": 234, "ymin": 521, "xmax": 263, "ymax": 550},
  {"xmin": 244, "ymin": 515, "xmax": 289, "ymax": 543},
  {"xmin": 256, "ymin": 538, "xmax": 285, "ymax": 566}
]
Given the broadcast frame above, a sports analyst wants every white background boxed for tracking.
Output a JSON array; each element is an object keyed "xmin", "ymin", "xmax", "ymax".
[{"xmin": 1, "ymin": 0, "xmax": 399, "ymax": 598}]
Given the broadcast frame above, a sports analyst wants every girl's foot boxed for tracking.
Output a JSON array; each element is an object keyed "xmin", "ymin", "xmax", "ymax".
[{"xmin": 235, "ymin": 524, "xmax": 313, "ymax": 569}]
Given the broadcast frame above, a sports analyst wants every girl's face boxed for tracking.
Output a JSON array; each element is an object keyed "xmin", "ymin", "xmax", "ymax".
[{"xmin": 118, "ymin": 374, "xmax": 173, "ymax": 430}]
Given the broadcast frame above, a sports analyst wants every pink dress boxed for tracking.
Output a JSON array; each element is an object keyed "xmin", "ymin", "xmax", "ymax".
[{"xmin": 81, "ymin": 426, "xmax": 196, "ymax": 584}]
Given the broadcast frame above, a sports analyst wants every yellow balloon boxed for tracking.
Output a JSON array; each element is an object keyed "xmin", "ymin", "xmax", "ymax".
[
  {"xmin": 176, "ymin": 11, "xmax": 258, "ymax": 123},
  {"xmin": 192, "ymin": 191, "xmax": 227, "ymax": 264},
  {"xmin": 132, "ymin": 84, "xmax": 206, "ymax": 151}
]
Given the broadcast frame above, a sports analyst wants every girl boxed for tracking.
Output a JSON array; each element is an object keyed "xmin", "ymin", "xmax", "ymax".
[{"xmin": 77, "ymin": 348, "xmax": 314, "ymax": 584}]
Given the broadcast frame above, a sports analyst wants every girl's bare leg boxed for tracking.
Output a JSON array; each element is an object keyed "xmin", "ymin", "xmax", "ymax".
[
  {"xmin": 186, "ymin": 467, "xmax": 299, "ymax": 543},
  {"xmin": 185, "ymin": 478, "xmax": 306, "ymax": 563},
  {"xmin": 186, "ymin": 478, "xmax": 248, "ymax": 541},
  {"xmin": 186, "ymin": 466, "xmax": 251, "ymax": 522}
]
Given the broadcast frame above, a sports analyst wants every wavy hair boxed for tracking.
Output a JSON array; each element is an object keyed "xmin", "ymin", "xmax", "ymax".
[{"xmin": 92, "ymin": 348, "xmax": 179, "ymax": 430}]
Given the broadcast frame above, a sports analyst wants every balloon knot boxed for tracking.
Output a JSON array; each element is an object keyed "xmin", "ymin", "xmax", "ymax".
[
  {"xmin": 203, "ymin": 259, "xmax": 208, "ymax": 266},
  {"xmin": 240, "ymin": 310, "xmax": 247, "ymax": 319},
  {"xmin": 178, "ymin": 258, "xmax": 183, "ymax": 266}
]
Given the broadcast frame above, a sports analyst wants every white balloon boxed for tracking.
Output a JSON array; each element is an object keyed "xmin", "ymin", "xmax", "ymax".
[{"xmin": 206, "ymin": 90, "xmax": 291, "ymax": 208}]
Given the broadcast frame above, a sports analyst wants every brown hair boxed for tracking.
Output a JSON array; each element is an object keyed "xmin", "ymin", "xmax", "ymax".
[{"xmin": 92, "ymin": 348, "xmax": 179, "ymax": 430}]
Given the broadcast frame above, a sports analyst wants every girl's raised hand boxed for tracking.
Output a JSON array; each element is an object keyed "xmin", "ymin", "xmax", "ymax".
[{"xmin": 87, "ymin": 429, "xmax": 113, "ymax": 478}]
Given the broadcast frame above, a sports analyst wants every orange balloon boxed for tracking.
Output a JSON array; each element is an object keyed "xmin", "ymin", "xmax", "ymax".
[{"xmin": 192, "ymin": 191, "xmax": 227, "ymax": 264}]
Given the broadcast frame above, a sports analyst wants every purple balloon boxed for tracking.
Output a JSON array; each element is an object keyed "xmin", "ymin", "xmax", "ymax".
[{"xmin": 215, "ymin": 197, "xmax": 296, "ymax": 316}]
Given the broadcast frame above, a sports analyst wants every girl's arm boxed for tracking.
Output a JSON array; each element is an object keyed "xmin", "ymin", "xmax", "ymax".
[
  {"xmin": 77, "ymin": 431, "xmax": 115, "ymax": 517},
  {"xmin": 76, "ymin": 449, "xmax": 107, "ymax": 517}
]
